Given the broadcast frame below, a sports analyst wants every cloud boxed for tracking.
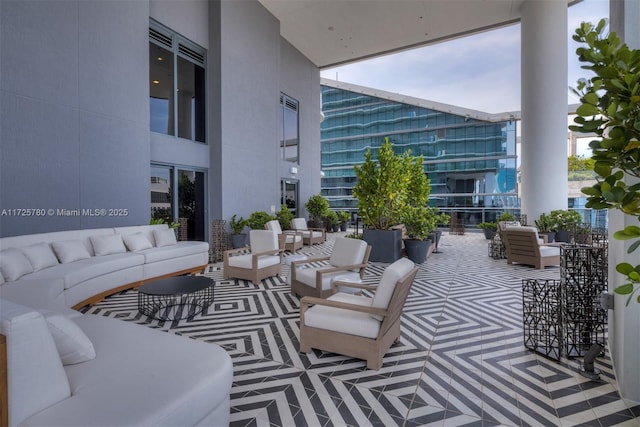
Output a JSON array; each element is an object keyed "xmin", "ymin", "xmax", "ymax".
[{"xmin": 321, "ymin": 0, "xmax": 609, "ymax": 113}]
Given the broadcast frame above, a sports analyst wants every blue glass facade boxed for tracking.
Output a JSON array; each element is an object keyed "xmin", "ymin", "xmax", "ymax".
[{"xmin": 320, "ymin": 84, "xmax": 519, "ymax": 225}]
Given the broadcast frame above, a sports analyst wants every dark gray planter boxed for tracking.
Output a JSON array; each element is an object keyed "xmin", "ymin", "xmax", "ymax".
[
  {"xmin": 230, "ymin": 233, "xmax": 247, "ymax": 248},
  {"xmin": 404, "ymin": 239, "xmax": 432, "ymax": 264},
  {"xmin": 539, "ymin": 231, "xmax": 556, "ymax": 244},
  {"xmin": 363, "ymin": 228, "xmax": 402, "ymax": 263},
  {"xmin": 555, "ymin": 230, "xmax": 569, "ymax": 243},
  {"xmin": 483, "ymin": 228, "xmax": 497, "ymax": 240},
  {"xmin": 340, "ymin": 222, "xmax": 348, "ymax": 232}
]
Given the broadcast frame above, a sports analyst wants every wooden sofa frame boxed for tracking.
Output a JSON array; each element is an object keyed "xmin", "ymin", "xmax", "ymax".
[{"xmin": 501, "ymin": 227, "xmax": 559, "ymax": 269}]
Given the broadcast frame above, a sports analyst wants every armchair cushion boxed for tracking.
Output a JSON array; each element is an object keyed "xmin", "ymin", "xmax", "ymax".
[
  {"xmin": 265, "ymin": 220, "xmax": 283, "ymax": 234},
  {"xmin": 250, "ymin": 230, "xmax": 279, "ymax": 254},
  {"xmin": 370, "ymin": 257, "xmax": 415, "ymax": 320},
  {"xmin": 303, "ymin": 293, "xmax": 380, "ymax": 339},
  {"xmin": 227, "ymin": 254, "xmax": 281, "ymax": 269},
  {"xmin": 291, "ymin": 218, "xmax": 308, "ymax": 231},
  {"xmin": 329, "ymin": 238, "xmax": 367, "ymax": 269},
  {"xmin": 296, "ymin": 268, "xmax": 361, "ymax": 291}
]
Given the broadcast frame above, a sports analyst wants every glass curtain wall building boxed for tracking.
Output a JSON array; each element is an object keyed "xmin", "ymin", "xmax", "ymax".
[{"xmin": 320, "ymin": 79, "xmax": 518, "ymax": 226}]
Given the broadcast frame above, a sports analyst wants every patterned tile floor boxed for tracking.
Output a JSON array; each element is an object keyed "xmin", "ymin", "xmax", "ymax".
[{"xmin": 83, "ymin": 232, "xmax": 640, "ymax": 426}]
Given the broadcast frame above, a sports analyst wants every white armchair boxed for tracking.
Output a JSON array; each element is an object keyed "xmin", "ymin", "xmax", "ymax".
[
  {"xmin": 290, "ymin": 237, "xmax": 371, "ymax": 299},
  {"xmin": 290, "ymin": 218, "xmax": 325, "ymax": 245},
  {"xmin": 223, "ymin": 230, "xmax": 283, "ymax": 285},
  {"xmin": 299, "ymin": 257, "xmax": 418, "ymax": 370},
  {"xmin": 265, "ymin": 220, "xmax": 303, "ymax": 253}
]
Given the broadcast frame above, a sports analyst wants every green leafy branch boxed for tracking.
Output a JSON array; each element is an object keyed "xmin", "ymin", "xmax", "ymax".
[{"xmin": 570, "ymin": 19, "xmax": 640, "ymax": 304}]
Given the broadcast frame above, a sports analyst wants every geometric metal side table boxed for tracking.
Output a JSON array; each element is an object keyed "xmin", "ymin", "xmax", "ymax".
[
  {"xmin": 138, "ymin": 276, "xmax": 214, "ymax": 321},
  {"xmin": 560, "ymin": 245, "xmax": 608, "ymax": 358},
  {"xmin": 522, "ymin": 279, "xmax": 563, "ymax": 361}
]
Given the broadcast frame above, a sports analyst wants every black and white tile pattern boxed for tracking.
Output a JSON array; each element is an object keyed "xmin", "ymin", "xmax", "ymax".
[{"xmin": 83, "ymin": 233, "xmax": 640, "ymax": 426}]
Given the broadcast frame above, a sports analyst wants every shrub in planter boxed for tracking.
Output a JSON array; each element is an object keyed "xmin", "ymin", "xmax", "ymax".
[
  {"xmin": 478, "ymin": 222, "xmax": 497, "ymax": 240},
  {"xmin": 305, "ymin": 194, "xmax": 329, "ymax": 228},
  {"xmin": 353, "ymin": 137, "xmax": 433, "ymax": 262},
  {"xmin": 246, "ymin": 211, "xmax": 274, "ymax": 230},
  {"xmin": 229, "ymin": 214, "xmax": 248, "ymax": 248},
  {"xmin": 275, "ymin": 204, "xmax": 294, "ymax": 231},
  {"xmin": 337, "ymin": 211, "xmax": 351, "ymax": 231},
  {"xmin": 548, "ymin": 209, "xmax": 582, "ymax": 242}
]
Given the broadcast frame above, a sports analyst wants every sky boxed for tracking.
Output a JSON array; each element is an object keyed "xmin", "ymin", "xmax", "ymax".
[{"xmin": 320, "ymin": 0, "xmax": 610, "ymax": 114}]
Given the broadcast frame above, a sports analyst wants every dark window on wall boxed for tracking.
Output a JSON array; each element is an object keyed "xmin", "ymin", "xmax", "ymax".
[
  {"xmin": 279, "ymin": 93, "xmax": 299, "ymax": 163},
  {"xmin": 149, "ymin": 22, "xmax": 206, "ymax": 143}
]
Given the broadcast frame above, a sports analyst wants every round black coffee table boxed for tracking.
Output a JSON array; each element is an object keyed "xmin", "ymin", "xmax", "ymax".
[{"xmin": 137, "ymin": 276, "xmax": 214, "ymax": 321}]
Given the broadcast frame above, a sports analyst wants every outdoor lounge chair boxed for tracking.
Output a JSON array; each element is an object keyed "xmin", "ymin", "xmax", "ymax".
[
  {"xmin": 265, "ymin": 220, "xmax": 303, "ymax": 253},
  {"xmin": 290, "ymin": 237, "xmax": 371, "ymax": 299},
  {"xmin": 223, "ymin": 229, "xmax": 284, "ymax": 284},
  {"xmin": 501, "ymin": 226, "xmax": 560, "ymax": 269},
  {"xmin": 290, "ymin": 218, "xmax": 325, "ymax": 245},
  {"xmin": 299, "ymin": 257, "xmax": 418, "ymax": 370}
]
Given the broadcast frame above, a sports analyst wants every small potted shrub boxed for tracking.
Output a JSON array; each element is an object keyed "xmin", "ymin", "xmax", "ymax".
[
  {"xmin": 305, "ymin": 194, "xmax": 329, "ymax": 229},
  {"xmin": 548, "ymin": 209, "xmax": 582, "ymax": 242},
  {"xmin": 246, "ymin": 211, "xmax": 275, "ymax": 230},
  {"xmin": 229, "ymin": 214, "xmax": 248, "ymax": 248},
  {"xmin": 275, "ymin": 204, "xmax": 294, "ymax": 231},
  {"xmin": 323, "ymin": 210, "xmax": 339, "ymax": 232},
  {"xmin": 534, "ymin": 212, "xmax": 556, "ymax": 243},
  {"xmin": 478, "ymin": 222, "xmax": 497, "ymax": 240},
  {"xmin": 401, "ymin": 206, "xmax": 437, "ymax": 264},
  {"xmin": 337, "ymin": 211, "xmax": 351, "ymax": 231}
]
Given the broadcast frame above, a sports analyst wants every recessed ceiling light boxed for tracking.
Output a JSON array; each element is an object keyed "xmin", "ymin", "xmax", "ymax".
[
  {"xmin": 153, "ymin": 80, "xmax": 160, "ymax": 84},
  {"xmin": 157, "ymin": 57, "xmax": 163, "ymax": 61}
]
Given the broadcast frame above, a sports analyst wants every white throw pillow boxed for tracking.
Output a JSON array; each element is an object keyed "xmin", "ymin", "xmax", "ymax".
[
  {"xmin": 41, "ymin": 311, "xmax": 96, "ymax": 365},
  {"xmin": 122, "ymin": 232, "xmax": 153, "ymax": 252},
  {"xmin": 90, "ymin": 234, "xmax": 127, "ymax": 256},
  {"xmin": 20, "ymin": 243, "xmax": 59, "ymax": 272},
  {"xmin": 154, "ymin": 228, "xmax": 177, "ymax": 247},
  {"xmin": 0, "ymin": 248, "xmax": 34, "ymax": 281},
  {"xmin": 51, "ymin": 240, "xmax": 91, "ymax": 264}
]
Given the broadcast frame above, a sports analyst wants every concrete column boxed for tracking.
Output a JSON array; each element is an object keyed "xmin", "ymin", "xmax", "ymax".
[
  {"xmin": 608, "ymin": 0, "xmax": 640, "ymax": 404},
  {"xmin": 520, "ymin": 0, "xmax": 568, "ymax": 222}
]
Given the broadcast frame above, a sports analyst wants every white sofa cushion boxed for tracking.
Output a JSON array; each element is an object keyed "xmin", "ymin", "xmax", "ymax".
[
  {"xmin": 304, "ymin": 292, "xmax": 380, "ymax": 339},
  {"xmin": 329, "ymin": 238, "xmax": 367, "ymax": 269},
  {"xmin": 265, "ymin": 220, "xmax": 283, "ymax": 234},
  {"xmin": 139, "ymin": 241, "xmax": 209, "ymax": 264},
  {"xmin": 291, "ymin": 218, "xmax": 308, "ymax": 231},
  {"xmin": 154, "ymin": 228, "xmax": 177, "ymax": 247},
  {"xmin": 41, "ymin": 310, "xmax": 96, "ymax": 365},
  {"xmin": 540, "ymin": 245, "xmax": 561, "ymax": 257},
  {"xmin": 21, "ymin": 314, "xmax": 233, "ymax": 427},
  {"xmin": 20, "ymin": 242, "xmax": 60, "ymax": 272},
  {"xmin": 51, "ymin": 240, "xmax": 92, "ymax": 264},
  {"xmin": 90, "ymin": 234, "xmax": 127, "ymax": 256},
  {"xmin": 370, "ymin": 257, "xmax": 415, "ymax": 320},
  {"xmin": 122, "ymin": 232, "xmax": 153, "ymax": 252},
  {"xmin": 0, "ymin": 299, "xmax": 71, "ymax": 426},
  {"xmin": 24, "ymin": 253, "xmax": 144, "ymax": 290},
  {"xmin": 0, "ymin": 248, "xmax": 34, "ymax": 281}
]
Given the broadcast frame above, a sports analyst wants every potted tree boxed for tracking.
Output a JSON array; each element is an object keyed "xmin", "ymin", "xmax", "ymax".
[
  {"xmin": 229, "ymin": 214, "xmax": 248, "ymax": 248},
  {"xmin": 353, "ymin": 137, "xmax": 430, "ymax": 262},
  {"xmin": 305, "ymin": 194, "xmax": 329, "ymax": 229}
]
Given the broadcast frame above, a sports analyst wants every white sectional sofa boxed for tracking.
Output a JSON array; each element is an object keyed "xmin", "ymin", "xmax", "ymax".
[
  {"xmin": 0, "ymin": 224, "xmax": 209, "ymax": 311},
  {"xmin": 0, "ymin": 225, "xmax": 234, "ymax": 426}
]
